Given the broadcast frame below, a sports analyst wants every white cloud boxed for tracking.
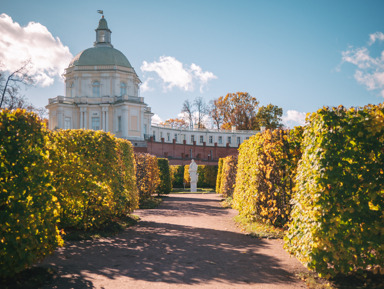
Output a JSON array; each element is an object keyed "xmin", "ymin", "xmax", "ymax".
[
  {"xmin": 140, "ymin": 56, "xmax": 217, "ymax": 93},
  {"xmin": 341, "ymin": 32, "xmax": 384, "ymax": 97},
  {"xmin": 141, "ymin": 77, "xmax": 154, "ymax": 92},
  {"xmin": 151, "ymin": 114, "xmax": 163, "ymax": 125},
  {"xmin": 282, "ymin": 110, "xmax": 307, "ymax": 128},
  {"xmin": 0, "ymin": 13, "xmax": 73, "ymax": 87}
]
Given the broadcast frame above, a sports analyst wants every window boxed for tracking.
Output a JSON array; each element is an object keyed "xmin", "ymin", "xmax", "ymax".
[
  {"xmin": 209, "ymin": 135, "xmax": 213, "ymax": 144},
  {"xmin": 120, "ymin": 82, "xmax": 127, "ymax": 96},
  {"xmin": 174, "ymin": 133, "xmax": 178, "ymax": 142},
  {"xmin": 227, "ymin": 136, "xmax": 232, "ymax": 144},
  {"xmin": 237, "ymin": 136, "xmax": 241, "ymax": 145},
  {"xmin": 218, "ymin": 136, "xmax": 222, "ymax": 144},
  {"xmin": 64, "ymin": 117, "xmax": 71, "ymax": 129},
  {"xmin": 144, "ymin": 124, "xmax": 147, "ymax": 134},
  {"xmin": 160, "ymin": 132, "xmax": 163, "ymax": 139},
  {"xmin": 200, "ymin": 135, "xmax": 204, "ymax": 143},
  {"xmin": 92, "ymin": 117, "xmax": 100, "ymax": 130},
  {"xmin": 117, "ymin": 116, "xmax": 122, "ymax": 132},
  {"xmin": 70, "ymin": 82, "xmax": 75, "ymax": 98},
  {"xmin": 92, "ymin": 81, "xmax": 100, "ymax": 97},
  {"xmin": 191, "ymin": 135, "xmax": 195, "ymax": 143},
  {"xmin": 167, "ymin": 133, "xmax": 170, "ymax": 142}
]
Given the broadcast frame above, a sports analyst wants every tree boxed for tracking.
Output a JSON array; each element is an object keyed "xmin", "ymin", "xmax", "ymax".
[
  {"xmin": 255, "ymin": 104, "xmax": 283, "ymax": 130},
  {"xmin": 193, "ymin": 97, "xmax": 209, "ymax": 129},
  {"xmin": 212, "ymin": 92, "xmax": 259, "ymax": 130},
  {"xmin": 181, "ymin": 99, "xmax": 194, "ymax": 129},
  {"xmin": 160, "ymin": 118, "xmax": 189, "ymax": 129}
]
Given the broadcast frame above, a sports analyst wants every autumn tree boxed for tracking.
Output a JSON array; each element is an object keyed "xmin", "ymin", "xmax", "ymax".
[
  {"xmin": 209, "ymin": 99, "xmax": 224, "ymax": 130},
  {"xmin": 254, "ymin": 104, "xmax": 283, "ymax": 130},
  {"xmin": 160, "ymin": 118, "xmax": 189, "ymax": 129},
  {"xmin": 181, "ymin": 99, "xmax": 194, "ymax": 129},
  {"xmin": 193, "ymin": 97, "xmax": 209, "ymax": 129}
]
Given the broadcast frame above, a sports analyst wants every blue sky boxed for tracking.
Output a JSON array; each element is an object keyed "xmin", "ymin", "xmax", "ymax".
[{"xmin": 2, "ymin": 0, "xmax": 384, "ymax": 127}]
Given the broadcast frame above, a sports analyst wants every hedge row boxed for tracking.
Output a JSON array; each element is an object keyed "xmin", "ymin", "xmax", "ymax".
[
  {"xmin": 157, "ymin": 158, "xmax": 171, "ymax": 195},
  {"xmin": 216, "ymin": 158, "xmax": 224, "ymax": 193},
  {"xmin": 219, "ymin": 155, "xmax": 238, "ymax": 198},
  {"xmin": 170, "ymin": 165, "xmax": 184, "ymax": 188},
  {"xmin": 285, "ymin": 105, "xmax": 384, "ymax": 277},
  {"xmin": 49, "ymin": 130, "xmax": 138, "ymax": 230},
  {"xmin": 135, "ymin": 153, "xmax": 160, "ymax": 204},
  {"xmin": 232, "ymin": 128, "xmax": 302, "ymax": 227},
  {"xmin": 0, "ymin": 110, "xmax": 62, "ymax": 277}
]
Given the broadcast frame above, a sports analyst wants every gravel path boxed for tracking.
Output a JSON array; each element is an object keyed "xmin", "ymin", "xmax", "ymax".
[{"xmin": 42, "ymin": 193, "xmax": 307, "ymax": 288}]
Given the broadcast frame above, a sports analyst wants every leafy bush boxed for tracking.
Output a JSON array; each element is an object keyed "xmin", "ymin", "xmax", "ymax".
[
  {"xmin": 197, "ymin": 165, "xmax": 218, "ymax": 188},
  {"xmin": 170, "ymin": 165, "xmax": 184, "ymax": 188},
  {"xmin": 49, "ymin": 130, "xmax": 138, "ymax": 230},
  {"xmin": 135, "ymin": 153, "xmax": 160, "ymax": 204},
  {"xmin": 216, "ymin": 158, "xmax": 224, "ymax": 193},
  {"xmin": 157, "ymin": 158, "xmax": 171, "ymax": 195},
  {"xmin": 0, "ymin": 109, "xmax": 62, "ymax": 278},
  {"xmin": 220, "ymin": 155, "xmax": 238, "ymax": 198},
  {"xmin": 184, "ymin": 165, "xmax": 190, "ymax": 188},
  {"xmin": 233, "ymin": 128, "xmax": 303, "ymax": 227},
  {"xmin": 285, "ymin": 105, "xmax": 384, "ymax": 278}
]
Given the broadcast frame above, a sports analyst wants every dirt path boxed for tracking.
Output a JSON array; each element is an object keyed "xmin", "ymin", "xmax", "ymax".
[{"xmin": 41, "ymin": 193, "xmax": 307, "ymax": 288}]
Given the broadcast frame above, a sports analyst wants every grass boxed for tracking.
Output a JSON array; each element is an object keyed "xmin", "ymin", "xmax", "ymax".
[
  {"xmin": 233, "ymin": 214, "xmax": 285, "ymax": 239},
  {"xmin": 139, "ymin": 196, "xmax": 163, "ymax": 209},
  {"xmin": 172, "ymin": 187, "xmax": 215, "ymax": 194},
  {"xmin": 63, "ymin": 214, "xmax": 140, "ymax": 241}
]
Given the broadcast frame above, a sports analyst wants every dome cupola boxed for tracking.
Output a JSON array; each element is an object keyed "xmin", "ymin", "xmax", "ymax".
[{"xmin": 95, "ymin": 15, "xmax": 112, "ymax": 47}]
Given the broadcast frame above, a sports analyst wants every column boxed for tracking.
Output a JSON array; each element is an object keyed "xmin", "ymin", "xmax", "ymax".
[{"xmin": 122, "ymin": 106, "xmax": 129, "ymax": 138}]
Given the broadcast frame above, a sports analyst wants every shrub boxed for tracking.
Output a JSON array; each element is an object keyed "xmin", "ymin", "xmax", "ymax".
[
  {"xmin": 216, "ymin": 158, "xmax": 224, "ymax": 193},
  {"xmin": 233, "ymin": 128, "xmax": 303, "ymax": 227},
  {"xmin": 135, "ymin": 153, "xmax": 160, "ymax": 204},
  {"xmin": 285, "ymin": 105, "xmax": 384, "ymax": 278},
  {"xmin": 157, "ymin": 158, "xmax": 171, "ymax": 195},
  {"xmin": 184, "ymin": 165, "xmax": 190, "ymax": 188},
  {"xmin": 49, "ymin": 130, "xmax": 138, "ymax": 230},
  {"xmin": 197, "ymin": 165, "xmax": 218, "ymax": 188},
  {"xmin": 170, "ymin": 165, "xmax": 184, "ymax": 188},
  {"xmin": 220, "ymin": 155, "xmax": 238, "ymax": 198},
  {"xmin": 0, "ymin": 109, "xmax": 62, "ymax": 278}
]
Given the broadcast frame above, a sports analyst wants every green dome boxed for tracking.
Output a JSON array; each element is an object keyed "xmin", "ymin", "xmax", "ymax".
[{"xmin": 69, "ymin": 46, "xmax": 132, "ymax": 68}]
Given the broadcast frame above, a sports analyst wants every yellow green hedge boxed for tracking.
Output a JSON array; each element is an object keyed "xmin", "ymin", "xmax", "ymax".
[
  {"xmin": 49, "ymin": 130, "xmax": 138, "ymax": 230},
  {"xmin": 157, "ymin": 158, "xmax": 171, "ymax": 195},
  {"xmin": 285, "ymin": 105, "xmax": 384, "ymax": 278},
  {"xmin": 197, "ymin": 165, "xmax": 218, "ymax": 188},
  {"xmin": 233, "ymin": 128, "xmax": 302, "ymax": 227},
  {"xmin": 0, "ymin": 109, "xmax": 62, "ymax": 277},
  {"xmin": 216, "ymin": 158, "xmax": 224, "ymax": 193},
  {"xmin": 170, "ymin": 165, "xmax": 184, "ymax": 188},
  {"xmin": 135, "ymin": 153, "xmax": 160, "ymax": 203},
  {"xmin": 220, "ymin": 155, "xmax": 238, "ymax": 198}
]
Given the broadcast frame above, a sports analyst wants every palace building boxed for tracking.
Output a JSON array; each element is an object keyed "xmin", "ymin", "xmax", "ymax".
[{"xmin": 46, "ymin": 15, "xmax": 258, "ymax": 165}]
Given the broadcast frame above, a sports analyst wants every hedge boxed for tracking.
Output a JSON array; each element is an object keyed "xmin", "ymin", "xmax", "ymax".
[
  {"xmin": 197, "ymin": 165, "xmax": 218, "ymax": 188},
  {"xmin": 232, "ymin": 128, "xmax": 303, "ymax": 227},
  {"xmin": 49, "ymin": 130, "xmax": 138, "ymax": 230},
  {"xmin": 135, "ymin": 153, "xmax": 160, "ymax": 204},
  {"xmin": 220, "ymin": 155, "xmax": 238, "ymax": 198},
  {"xmin": 216, "ymin": 158, "xmax": 224, "ymax": 193},
  {"xmin": 157, "ymin": 158, "xmax": 171, "ymax": 195},
  {"xmin": 0, "ymin": 109, "xmax": 62, "ymax": 277},
  {"xmin": 285, "ymin": 105, "xmax": 384, "ymax": 278},
  {"xmin": 184, "ymin": 165, "xmax": 191, "ymax": 188},
  {"xmin": 170, "ymin": 165, "xmax": 184, "ymax": 188}
]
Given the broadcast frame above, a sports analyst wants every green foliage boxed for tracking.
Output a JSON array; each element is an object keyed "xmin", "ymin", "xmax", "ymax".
[
  {"xmin": 216, "ymin": 158, "xmax": 224, "ymax": 193},
  {"xmin": 184, "ymin": 165, "xmax": 190, "ymax": 188},
  {"xmin": 49, "ymin": 129, "xmax": 138, "ymax": 230},
  {"xmin": 0, "ymin": 109, "xmax": 62, "ymax": 278},
  {"xmin": 157, "ymin": 158, "xmax": 171, "ymax": 195},
  {"xmin": 197, "ymin": 165, "xmax": 218, "ymax": 188},
  {"xmin": 233, "ymin": 128, "xmax": 303, "ymax": 227},
  {"xmin": 220, "ymin": 155, "xmax": 238, "ymax": 198},
  {"xmin": 285, "ymin": 105, "xmax": 384, "ymax": 278},
  {"xmin": 170, "ymin": 165, "xmax": 184, "ymax": 188},
  {"xmin": 134, "ymin": 153, "xmax": 160, "ymax": 205}
]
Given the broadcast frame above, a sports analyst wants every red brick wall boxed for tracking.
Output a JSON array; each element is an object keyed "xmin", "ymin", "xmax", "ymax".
[{"xmin": 133, "ymin": 138, "xmax": 239, "ymax": 165}]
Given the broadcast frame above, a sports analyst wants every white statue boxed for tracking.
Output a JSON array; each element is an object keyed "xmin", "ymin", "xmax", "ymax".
[{"xmin": 189, "ymin": 159, "xmax": 198, "ymax": 192}]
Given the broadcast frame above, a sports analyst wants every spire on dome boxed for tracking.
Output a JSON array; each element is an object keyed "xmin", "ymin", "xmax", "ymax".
[{"xmin": 94, "ymin": 12, "xmax": 112, "ymax": 47}]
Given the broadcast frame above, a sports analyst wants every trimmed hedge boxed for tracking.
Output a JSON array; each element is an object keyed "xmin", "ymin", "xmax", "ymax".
[
  {"xmin": 157, "ymin": 158, "xmax": 171, "ymax": 195},
  {"xmin": 135, "ymin": 153, "xmax": 160, "ymax": 204},
  {"xmin": 170, "ymin": 165, "xmax": 184, "ymax": 188},
  {"xmin": 197, "ymin": 165, "xmax": 218, "ymax": 188},
  {"xmin": 184, "ymin": 165, "xmax": 190, "ymax": 188},
  {"xmin": 49, "ymin": 130, "xmax": 138, "ymax": 230},
  {"xmin": 220, "ymin": 155, "xmax": 238, "ymax": 198},
  {"xmin": 233, "ymin": 128, "xmax": 303, "ymax": 227},
  {"xmin": 285, "ymin": 105, "xmax": 384, "ymax": 278},
  {"xmin": 0, "ymin": 109, "xmax": 62, "ymax": 278},
  {"xmin": 216, "ymin": 158, "xmax": 224, "ymax": 193}
]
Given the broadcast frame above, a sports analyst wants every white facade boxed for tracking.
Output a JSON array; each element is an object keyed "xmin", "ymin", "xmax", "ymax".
[{"xmin": 47, "ymin": 15, "xmax": 258, "ymax": 146}]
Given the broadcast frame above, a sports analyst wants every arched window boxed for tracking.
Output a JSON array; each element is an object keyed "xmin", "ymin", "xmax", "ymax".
[
  {"xmin": 120, "ymin": 82, "xmax": 127, "ymax": 96},
  {"xmin": 70, "ymin": 82, "xmax": 75, "ymax": 98},
  {"xmin": 92, "ymin": 81, "xmax": 100, "ymax": 97}
]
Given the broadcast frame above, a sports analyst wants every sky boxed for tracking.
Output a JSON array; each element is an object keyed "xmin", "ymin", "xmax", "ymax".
[{"xmin": 2, "ymin": 0, "xmax": 384, "ymax": 127}]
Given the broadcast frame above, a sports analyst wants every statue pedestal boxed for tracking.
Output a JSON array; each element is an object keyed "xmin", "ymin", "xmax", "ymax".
[{"xmin": 190, "ymin": 181, "xmax": 197, "ymax": 192}]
